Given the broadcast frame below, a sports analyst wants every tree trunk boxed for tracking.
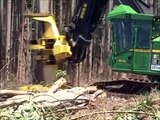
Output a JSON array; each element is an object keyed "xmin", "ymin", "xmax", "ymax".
[{"xmin": 5, "ymin": 0, "xmax": 11, "ymax": 82}]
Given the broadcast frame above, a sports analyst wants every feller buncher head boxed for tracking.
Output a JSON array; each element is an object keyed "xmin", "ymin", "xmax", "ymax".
[{"xmin": 24, "ymin": 13, "xmax": 72, "ymax": 64}]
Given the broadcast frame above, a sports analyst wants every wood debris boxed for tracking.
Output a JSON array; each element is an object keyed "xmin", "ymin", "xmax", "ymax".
[{"xmin": 0, "ymin": 77, "xmax": 105, "ymax": 109}]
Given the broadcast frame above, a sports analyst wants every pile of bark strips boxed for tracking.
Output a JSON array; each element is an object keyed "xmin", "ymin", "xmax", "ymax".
[{"xmin": 0, "ymin": 77, "xmax": 105, "ymax": 111}]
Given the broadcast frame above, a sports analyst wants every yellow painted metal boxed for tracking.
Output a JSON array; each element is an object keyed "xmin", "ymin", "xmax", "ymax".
[
  {"xmin": 18, "ymin": 84, "xmax": 50, "ymax": 92},
  {"xmin": 25, "ymin": 13, "xmax": 72, "ymax": 63},
  {"xmin": 33, "ymin": 15, "xmax": 60, "ymax": 38},
  {"xmin": 28, "ymin": 44, "xmax": 45, "ymax": 49},
  {"xmin": 129, "ymin": 49, "xmax": 160, "ymax": 53},
  {"xmin": 53, "ymin": 35, "xmax": 72, "ymax": 61},
  {"xmin": 24, "ymin": 13, "xmax": 68, "ymax": 83},
  {"xmin": 152, "ymin": 50, "xmax": 160, "ymax": 53}
]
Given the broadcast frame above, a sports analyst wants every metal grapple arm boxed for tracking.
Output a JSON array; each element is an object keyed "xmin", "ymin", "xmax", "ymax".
[{"xmin": 66, "ymin": 0, "xmax": 152, "ymax": 63}]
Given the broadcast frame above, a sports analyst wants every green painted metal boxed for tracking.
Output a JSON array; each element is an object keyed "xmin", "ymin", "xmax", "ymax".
[
  {"xmin": 108, "ymin": 5, "xmax": 153, "ymax": 20},
  {"xmin": 108, "ymin": 4, "xmax": 137, "ymax": 17},
  {"xmin": 153, "ymin": 37, "xmax": 160, "ymax": 42},
  {"xmin": 108, "ymin": 5, "xmax": 160, "ymax": 78},
  {"xmin": 153, "ymin": 39, "xmax": 160, "ymax": 50}
]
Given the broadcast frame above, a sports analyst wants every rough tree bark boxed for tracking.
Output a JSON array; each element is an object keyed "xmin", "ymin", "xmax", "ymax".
[
  {"xmin": 0, "ymin": 0, "xmax": 32, "ymax": 88},
  {"xmin": 5, "ymin": 0, "xmax": 11, "ymax": 82}
]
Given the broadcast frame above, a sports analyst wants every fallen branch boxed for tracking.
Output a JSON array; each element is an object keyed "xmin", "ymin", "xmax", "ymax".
[
  {"xmin": 0, "ymin": 87, "xmax": 88, "ymax": 108},
  {"xmin": 48, "ymin": 77, "xmax": 67, "ymax": 93},
  {"xmin": 86, "ymin": 86, "xmax": 98, "ymax": 93},
  {"xmin": 91, "ymin": 90, "xmax": 105, "ymax": 99},
  {"xmin": 0, "ymin": 90, "xmax": 29, "ymax": 97}
]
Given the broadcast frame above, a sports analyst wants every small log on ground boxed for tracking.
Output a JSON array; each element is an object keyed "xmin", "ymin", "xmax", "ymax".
[
  {"xmin": 48, "ymin": 77, "xmax": 67, "ymax": 93},
  {"xmin": 92, "ymin": 90, "xmax": 106, "ymax": 99},
  {"xmin": 86, "ymin": 86, "xmax": 98, "ymax": 93},
  {"xmin": 0, "ymin": 90, "xmax": 28, "ymax": 97}
]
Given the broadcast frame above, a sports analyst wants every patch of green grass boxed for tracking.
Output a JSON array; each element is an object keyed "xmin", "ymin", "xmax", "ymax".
[{"xmin": 0, "ymin": 100, "xmax": 70, "ymax": 120}]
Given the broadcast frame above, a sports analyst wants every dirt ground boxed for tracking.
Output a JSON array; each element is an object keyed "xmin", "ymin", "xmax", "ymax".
[{"xmin": 71, "ymin": 90, "xmax": 160, "ymax": 120}]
